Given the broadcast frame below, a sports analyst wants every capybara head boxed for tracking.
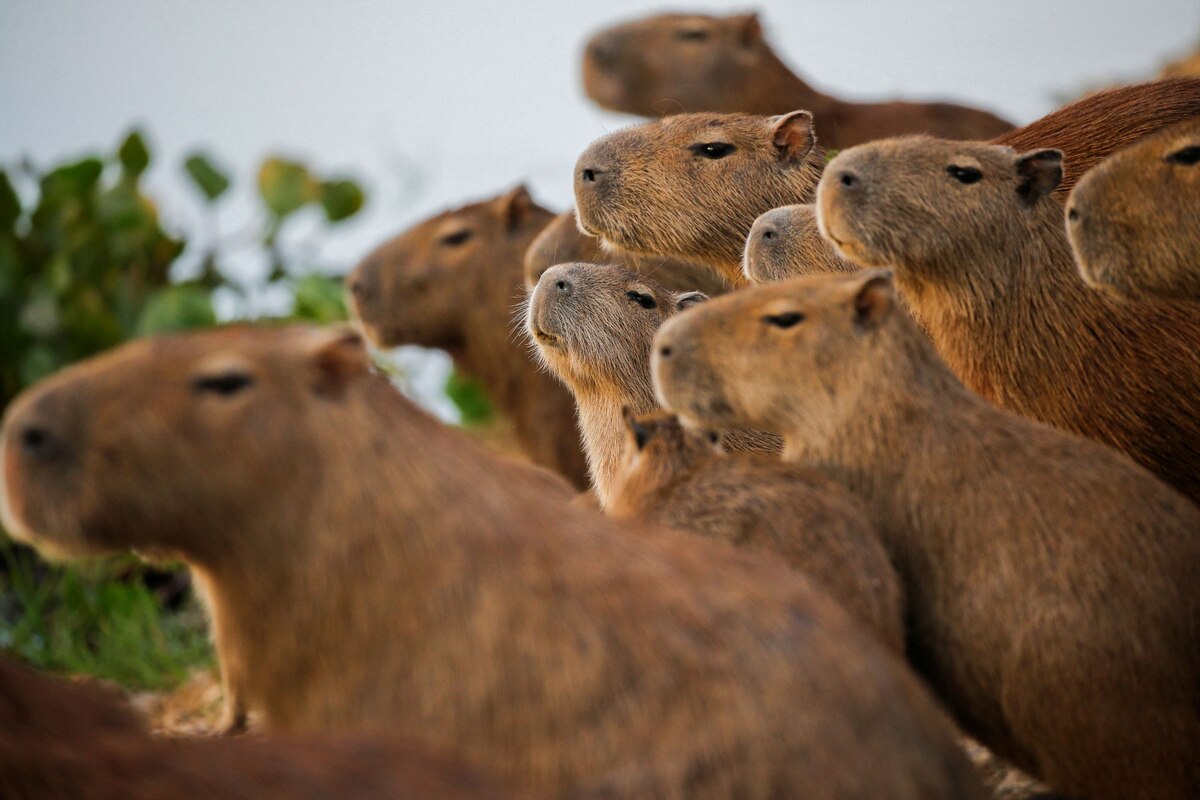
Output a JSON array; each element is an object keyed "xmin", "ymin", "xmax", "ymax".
[
  {"xmin": 744, "ymin": 203, "xmax": 856, "ymax": 283},
  {"xmin": 619, "ymin": 406, "xmax": 718, "ymax": 476},
  {"xmin": 1066, "ymin": 119, "xmax": 1200, "ymax": 300},
  {"xmin": 817, "ymin": 137, "xmax": 1064, "ymax": 274},
  {"xmin": 527, "ymin": 262, "xmax": 706, "ymax": 397},
  {"xmin": 1, "ymin": 326, "xmax": 371, "ymax": 562},
  {"xmin": 653, "ymin": 270, "xmax": 897, "ymax": 439},
  {"xmin": 574, "ymin": 111, "xmax": 823, "ymax": 278},
  {"xmin": 523, "ymin": 209, "xmax": 605, "ymax": 290},
  {"xmin": 348, "ymin": 186, "xmax": 553, "ymax": 349},
  {"xmin": 582, "ymin": 12, "xmax": 777, "ymax": 117}
]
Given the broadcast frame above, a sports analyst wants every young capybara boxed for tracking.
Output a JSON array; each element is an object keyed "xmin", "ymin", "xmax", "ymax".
[
  {"xmin": 581, "ymin": 12, "xmax": 1013, "ymax": 145},
  {"xmin": 0, "ymin": 325, "xmax": 986, "ymax": 799},
  {"xmin": 525, "ymin": 262, "xmax": 779, "ymax": 506},
  {"xmin": 523, "ymin": 208, "xmax": 731, "ymax": 296},
  {"xmin": 650, "ymin": 270, "xmax": 1200, "ymax": 800},
  {"xmin": 0, "ymin": 657, "xmax": 520, "ymax": 800},
  {"xmin": 609, "ymin": 408, "xmax": 903, "ymax": 651},
  {"xmin": 743, "ymin": 203, "xmax": 856, "ymax": 283},
  {"xmin": 816, "ymin": 135, "xmax": 1200, "ymax": 505},
  {"xmin": 347, "ymin": 186, "xmax": 590, "ymax": 488},
  {"xmin": 1066, "ymin": 118, "xmax": 1200, "ymax": 300}
]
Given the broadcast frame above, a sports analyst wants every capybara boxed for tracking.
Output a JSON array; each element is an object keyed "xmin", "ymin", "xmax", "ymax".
[
  {"xmin": 817, "ymin": 135, "xmax": 1200, "ymax": 505},
  {"xmin": 743, "ymin": 203, "xmax": 855, "ymax": 283},
  {"xmin": 347, "ymin": 186, "xmax": 590, "ymax": 488},
  {"xmin": 609, "ymin": 408, "xmax": 903, "ymax": 651},
  {"xmin": 1067, "ymin": 118, "xmax": 1200, "ymax": 300},
  {"xmin": 0, "ymin": 325, "xmax": 985, "ymax": 799},
  {"xmin": 651, "ymin": 270, "xmax": 1200, "ymax": 800},
  {"xmin": 525, "ymin": 262, "xmax": 779, "ymax": 505},
  {"xmin": 581, "ymin": 12, "xmax": 1013, "ymax": 145}
]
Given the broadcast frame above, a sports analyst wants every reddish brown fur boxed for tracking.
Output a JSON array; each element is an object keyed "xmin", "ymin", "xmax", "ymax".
[
  {"xmin": 582, "ymin": 12, "xmax": 1013, "ymax": 146},
  {"xmin": 0, "ymin": 325, "xmax": 984, "ymax": 799},
  {"xmin": 609, "ymin": 409, "xmax": 904, "ymax": 651},
  {"xmin": 651, "ymin": 271, "xmax": 1200, "ymax": 800},
  {"xmin": 347, "ymin": 187, "xmax": 590, "ymax": 488}
]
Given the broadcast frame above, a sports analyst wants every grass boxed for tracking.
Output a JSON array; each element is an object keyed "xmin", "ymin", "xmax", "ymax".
[{"xmin": 0, "ymin": 539, "xmax": 213, "ymax": 690}]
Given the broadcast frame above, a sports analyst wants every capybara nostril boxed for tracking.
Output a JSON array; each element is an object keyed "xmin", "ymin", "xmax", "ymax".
[
  {"xmin": 581, "ymin": 168, "xmax": 599, "ymax": 183},
  {"xmin": 588, "ymin": 39, "xmax": 618, "ymax": 70},
  {"xmin": 1067, "ymin": 207, "xmax": 1080, "ymax": 223},
  {"xmin": 761, "ymin": 226, "xmax": 778, "ymax": 241},
  {"xmin": 19, "ymin": 425, "xmax": 54, "ymax": 459},
  {"xmin": 349, "ymin": 277, "xmax": 366, "ymax": 297},
  {"xmin": 659, "ymin": 346, "xmax": 673, "ymax": 358},
  {"xmin": 838, "ymin": 171, "xmax": 860, "ymax": 188},
  {"xmin": 555, "ymin": 278, "xmax": 573, "ymax": 293}
]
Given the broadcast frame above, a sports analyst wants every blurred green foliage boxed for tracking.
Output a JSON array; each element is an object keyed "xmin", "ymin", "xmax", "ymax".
[{"xmin": 445, "ymin": 370, "xmax": 496, "ymax": 426}]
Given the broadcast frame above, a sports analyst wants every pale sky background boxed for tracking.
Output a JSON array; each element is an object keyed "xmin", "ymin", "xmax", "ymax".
[{"xmin": 3, "ymin": 0, "xmax": 1198, "ymax": 415}]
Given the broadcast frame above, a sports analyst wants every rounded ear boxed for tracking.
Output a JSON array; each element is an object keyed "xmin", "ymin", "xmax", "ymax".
[
  {"xmin": 733, "ymin": 12, "xmax": 763, "ymax": 48},
  {"xmin": 769, "ymin": 111, "xmax": 817, "ymax": 165},
  {"xmin": 309, "ymin": 325, "xmax": 370, "ymax": 396},
  {"xmin": 497, "ymin": 184, "xmax": 535, "ymax": 230},
  {"xmin": 675, "ymin": 291, "xmax": 709, "ymax": 311},
  {"xmin": 849, "ymin": 269, "xmax": 895, "ymax": 330},
  {"xmin": 1015, "ymin": 149, "xmax": 1063, "ymax": 204}
]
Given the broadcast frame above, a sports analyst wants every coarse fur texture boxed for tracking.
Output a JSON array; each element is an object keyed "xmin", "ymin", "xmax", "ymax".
[
  {"xmin": 525, "ymin": 262, "xmax": 779, "ymax": 506},
  {"xmin": 581, "ymin": 12, "xmax": 1013, "ymax": 145},
  {"xmin": 817, "ymin": 135, "xmax": 1200, "ymax": 505},
  {"xmin": 1067, "ymin": 118, "xmax": 1200, "ymax": 300},
  {"xmin": 347, "ymin": 186, "xmax": 590, "ymax": 488},
  {"xmin": 650, "ymin": 271, "xmax": 1200, "ymax": 800},
  {"xmin": 609, "ymin": 409, "xmax": 903, "ymax": 651},
  {"xmin": 743, "ymin": 204, "xmax": 856, "ymax": 283},
  {"xmin": 0, "ymin": 325, "xmax": 985, "ymax": 800}
]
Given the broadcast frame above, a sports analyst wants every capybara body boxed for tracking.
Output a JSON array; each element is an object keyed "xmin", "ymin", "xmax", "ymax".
[
  {"xmin": 744, "ymin": 203, "xmax": 856, "ymax": 282},
  {"xmin": 0, "ymin": 325, "xmax": 985, "ymax": 800},
  {"xmin": 609, "ymin": 409, "xmax": 903, "ymax": 651},
  {"xmin": 347, "ymin": 187, "xmax": 590, "ymax": 488},
  {"xmin": 817, "ymin": 135, "xmax": 1200, "ymax": 505},
  {"xmin": 582, "ymin": 12, "xmax": 1013, "ymax": 145},
  {"xmin": 1067, "ymin": 118, "xmax": 1200, "ymax": 300},
  {"xmin": 526, "ymin": 262, "xmax": 778, "ymax": 505},
  {"xmin": 651, "ymin": 271, "xmax": 1200, "ymax": 800}
]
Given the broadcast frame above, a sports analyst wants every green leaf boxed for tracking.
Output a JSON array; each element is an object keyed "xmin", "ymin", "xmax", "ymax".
[
  {"xmin": 41, "ymin": 158, "xmax": 104, "ymax": 203},
  {"xmin": 291, "ymin": 273, "xmax": 348, "ymax": 323},
  {"xmin": 319, "ymin": 178, "xmax": 365, "ymax": 222},
  {"xmin": 183, "ymin": 152, "xmax": 231, "ymax": 202},
  {"xmin": 258, "ymin": 157, "xmax": 317, "ymax": 218},
  {"xmin": 136, "ymin": 285, "xmax": 217, "ymax": 336},
  {"xmin": 0, "ymin": 170, "xmax": 20, "ymax": 230},
  {"xmin": 118, "ymin": 130, "xmax": 151, "ymax": 177},
  {"xmin": 445, "ymin": 370, "xmax": 494, "ymax": 426}
]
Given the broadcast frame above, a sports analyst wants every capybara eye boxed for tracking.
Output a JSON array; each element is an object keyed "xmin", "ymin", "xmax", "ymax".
[
  {"xmin": 946, "ymin": 165, "xmax": 983, "ymax": 184},
  {"xmin": 627, "ymin": 291, "xmax": 658, "ymax": 309},
  {"xmin": 762, "ymin": 312, "xmax": 805, "ymax": 329},
  {"xmin": 440, "ymin": 229, "xmax": 473, "ymax": 247},
  {"xmin": 193, "ymin": 372, "xmax": 254, "ymax": 397},
  {"xmin": 707, "ymin": 432, "xmax": 719, "ymax": 444},
  {"xmin": 689, "ymin": 142, "xmax": 736, "ymax": 160},
  {"xmin": 1165, "ymin": 145, "xmax": 1200, "ymax": 166},
  {"xmin": 675, "ymin": 28, "xmax": 709, "ymax": 42}
]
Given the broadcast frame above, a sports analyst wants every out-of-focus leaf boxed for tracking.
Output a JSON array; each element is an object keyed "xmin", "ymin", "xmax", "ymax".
[
  {"xmin": 291, "ymin": 273, "xmax": 348, "ymax": 323},
  {"xmin": 0, "ymin": 170, "xmax": 20, "ymax": 230},
  {"xmin": 445, "ymin": 370, "xmax": 494, "ymax": 426},
  {"xmin": 319, "ymin": 179, "xmax": 365, "ymax": 223},
  {"xmin": 183, "ymin": 153, "xmax": 231, "ymax": 202},
  {"xmin": 19, "ymin": 344, "xmax": 60, "ymax": 387},
  {"xmin": 258, "ymin": 158, "xmax": 317, "ymax": 218},
  {"xmin": 136, "ymin": 285, "xmax": 217, "ymax": 336},
  {"xmin": 118, "ymin": 130, "xmax": 151, "ymax": 177},
  {"xmin": 41, "ymin": 158, "xmax": 104, "ymax": 203}
]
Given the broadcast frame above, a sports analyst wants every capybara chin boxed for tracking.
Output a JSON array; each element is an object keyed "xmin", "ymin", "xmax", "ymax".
[
  {"xmin": 1067, "ymin": 118, "xmax": 1200, "ymax": 300},
  {"xmin": 651, "ymin": 270, "xmax": 1200, "ymax": 800},
  {"xmin": 816, "ymin": 135, "xmax": 1200, "ymax": 506},
  {"xmin": 574, "ymin": 110, "xmax": 823, "ymax": 285},
  {"xmin": 0, "ymin": 324, "xmax": 984, "ymax": 799},
  {"xmin": 743, "ymin": 203, "xmax": 856, "ymax": 283},
  {"xmin": 581, "ymin": 11, "xmax": 1013, "ymax": 145},
  {"xmin": 347, "ymin": 185, "xmax": 590, "ymax": 489}
]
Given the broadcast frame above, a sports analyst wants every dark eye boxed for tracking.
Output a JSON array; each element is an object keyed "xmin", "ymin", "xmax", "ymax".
[
  {"xmin": 690, "ymin": 142, "xmax": 736, "ymax": 160},
  {"xmin": 1166, "ymin": 145, "xmax": 1200, "ymax": 166},
  {"xmin": 676, "ymin": 29, "xmax": 708, "ymax": 42},
  {"xmin": 440, "ymin": 229, "xmax": 472, "ymax": 247},
  {"xmin": 762, "ymin": 312, "xmax": 805, "ymax": 329},
  {"xmin": 193, "ymin": 372, "xmax": 254, "ymax": 396},
  {"xmin": 947, "ymin": 165, "xmax": 983, "ymax": 184},
  {"xmin": 627, "ymin": 290, "xmax": 658, "ymax": 309}
]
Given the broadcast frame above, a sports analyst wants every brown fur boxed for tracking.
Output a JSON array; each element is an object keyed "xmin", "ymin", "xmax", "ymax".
[
  {"xmin": 1161, "ymin": 49, "xmax": 1200, "ymax": 79},
  {"xmin": 817, "ymin": 135, "xmax": 1200, "ymax": 505},
  {"xmin": 347, "ymin": 186, "xmax": 590, "ymax": 488},
  {"xmin": 609, "ymin": 409, "xmax": 904, "ymax": 651},
  {"xmin": 582, "ymin": 12, "xmax": 1013, "ymax": 146},
  {"xmin": 1067, "ymin": 118, "xmax": 1200, "ymax": 300},
  {"xmin": 524, "ymin": 209, "xmax": 731, "ymax": 296},
  {"xmin": 743, "ymin": 203, "xmax": 856, "ymax": 283},
  {"xmin": 0, "ymin": 324, "xmax": 986, "ymax": 800},
  {"xmin": 0, "ymin": 657, "xmax": 519, "ymax": 800},
  {"xmin": 525, "ymin": 262, "xmax": 779, "ymax": 506},
  {"xmin": 650, "ymin": 271, "xmax": 1200, "ymax": 800}
]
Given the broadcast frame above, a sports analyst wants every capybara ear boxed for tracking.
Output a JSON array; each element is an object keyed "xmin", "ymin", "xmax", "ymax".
[
  {"xmin": 309, "ymin": 326, "xmax": 370, "ymax": 397},
  {"xmin": 733, "ymin": 12, "xmax": 763, "ymax": 48},
  {"xmin": 848, "ymin": 269, "xmax": 896, "ymax": 330},
  {"xmin": 769, "ymin": 111, "xmax": 817, "ymax": 165},
  {"xmin": 675, "ymin": 291, "xmax": 709, "ymax": 311},
  {"xmin": 497, "ymin": 184, "xmax": 534, "ymax": 231},
  {"xmin": 1014, "ymin": 149, "xmax": 1064, "ymax": 204}
]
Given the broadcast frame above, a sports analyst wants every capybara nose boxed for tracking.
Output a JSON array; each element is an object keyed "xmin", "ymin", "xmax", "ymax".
[
  {"xmin": 580, "ymin": 167, "xmax": 602, "ymax": 184},
  {"xmin": 759, "ymin": 224, "xmax": 778, "ymax": 242},
  {"xmin": 837, "ymin": 170, "xmax": 861, "ymax": 189},
  {"xmin": 18, "ymin": 424, "xmax": 56, "ymax": 461},
  {"xmin": 347, "ymin": 263, "xmax": 375, "ymax": 301},
  {"xmin": 587, "ymin": 37, "xmax": 618, "ymax": 70},
  {"xmin": 1067, "ymin": 206, "xmax": 1081, "ymax": 224},
  {"xmin": 659, "ymin": 345, "xmax": 673, "ymax": 359}
]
